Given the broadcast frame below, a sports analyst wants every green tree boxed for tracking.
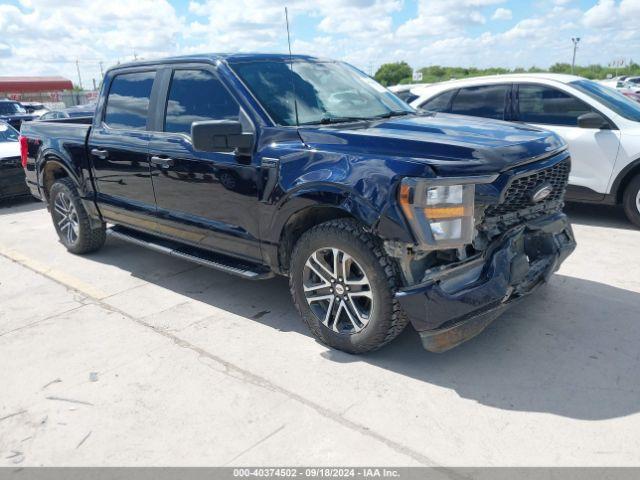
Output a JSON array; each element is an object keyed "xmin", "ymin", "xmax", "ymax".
[
  {"xmin": 374, "ymin": 62, "xmax": 413, "ymax": 86},
  {"xmin": 549, "ymin": 63, "xmax": 572, "ymax": 73}
]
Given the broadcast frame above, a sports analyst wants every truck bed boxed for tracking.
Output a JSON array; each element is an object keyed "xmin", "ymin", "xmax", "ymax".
[
  {"xmin": 20, "ymin": 118, "xmax": 93, "ymax": 200},
  {"xmin": 34, "ymin": 116, "xmax": 93, "ymax": 125}
]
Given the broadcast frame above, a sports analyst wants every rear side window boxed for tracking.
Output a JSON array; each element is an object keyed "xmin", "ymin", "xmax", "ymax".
[
  {"xmin": 420, "ymin": 90, "xmax": 456, "ymax": 112},
  {"xmin": 164, "ymin": 69, "xmax": 239, "ymax": 135},
  {"xmin": 450, "ymin": 85, "xmax": 510, "ymax": 120},
  {"xmin": 104, "ymin": 71, "xmax": 156, "ymax": 130},
  {"xmin": 517, "ymin": 84, "xmax": 592, "ymax": 126}
]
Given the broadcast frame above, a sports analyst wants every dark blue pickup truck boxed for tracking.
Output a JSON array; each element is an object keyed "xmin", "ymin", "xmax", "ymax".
[{"xmin": 19, "ymin": 53, "xmax": 576, "ymax": 353}]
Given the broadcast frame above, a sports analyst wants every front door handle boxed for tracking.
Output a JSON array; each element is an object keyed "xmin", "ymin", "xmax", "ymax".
[
  {"xmin": 150, "ymin": 156, "xmax": 175, "ymax": 168},
  {"xmin": 91, "ymin": 148, "xmax": 109, "ymax": 160}
]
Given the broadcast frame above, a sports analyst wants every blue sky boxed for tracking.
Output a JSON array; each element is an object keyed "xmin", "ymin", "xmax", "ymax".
[{"xmin": 1, "ymin": 0, "xmax": 639, "ymax": 85}]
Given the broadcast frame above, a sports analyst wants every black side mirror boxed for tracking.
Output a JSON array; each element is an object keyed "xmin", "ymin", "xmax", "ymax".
[
  {"xmin": 577, "ymin": 112, "xmax": 610, "ymax": 129},
  {"xmin": 191, "ymin": 120, "xmax": 254, "ymax": 153}
]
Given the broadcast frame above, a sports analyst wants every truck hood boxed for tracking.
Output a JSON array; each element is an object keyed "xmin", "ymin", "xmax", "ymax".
[{"xmin": 297, "ymin": 113, "xmax": 566, "ymax": 176}]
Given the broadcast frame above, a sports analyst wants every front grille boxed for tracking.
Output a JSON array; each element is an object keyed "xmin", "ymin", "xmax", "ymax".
[
  {"xmin": 475, "ymin": 157, "xmax": 571, "ymax": 241},
  {"xmin": 484, "ymin": 158, "xmax": 570, "ymax": 218}
]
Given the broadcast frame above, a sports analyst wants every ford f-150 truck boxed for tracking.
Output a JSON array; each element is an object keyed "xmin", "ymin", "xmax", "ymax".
[{"xmin": 20, "ymin": 54, "xmax": 576, "ymax": 353}]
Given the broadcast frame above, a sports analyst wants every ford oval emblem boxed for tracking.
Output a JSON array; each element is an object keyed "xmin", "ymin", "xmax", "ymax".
[{"xmin": 531, "ymin": 184, "xmax": 553, "ymax": 203}]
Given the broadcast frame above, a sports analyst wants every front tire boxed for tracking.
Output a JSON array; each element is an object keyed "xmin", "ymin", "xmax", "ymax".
[
  {"xmin": 49, "ymin": 178, "xmax": 106, "ymax": 254},
  {"xmin": 622, "ymin": 174, "xmax": 640, "ymax": 228},
  {"xmin": 289, "ymin": 219, "xmax": 408, "ymax": 354}
]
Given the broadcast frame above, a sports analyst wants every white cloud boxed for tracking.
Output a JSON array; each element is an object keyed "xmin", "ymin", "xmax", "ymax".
[
  {"xmin": 2, "ymin": 0, "xmax": 640, "ymax": 89},
  {"xmin": 396, "ymin": 0, "xmax": 509, "ymax": 38},
  {"xmin": 492, "ymin": 7, "xmax": 513, "ymax": 20},
  {"xmin": 583, "ymin": 0, "xmax": 618, "ymax": 28},
  {"xmin": 0, "ymin": 0, "xmax": 184, "ymax": 85}
]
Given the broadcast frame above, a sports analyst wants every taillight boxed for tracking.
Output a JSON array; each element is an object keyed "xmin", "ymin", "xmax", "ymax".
[{"xmin": 19, "ymin": 136, "xmax": 28, "ymax": 168}]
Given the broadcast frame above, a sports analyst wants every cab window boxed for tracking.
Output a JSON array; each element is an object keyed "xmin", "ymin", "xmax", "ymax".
[
  {"xmin": 104, "ymin": 71, "xmax": 156, "ymax": 130},
  {"xmin": 164, "ymin": 69, "xmax": 239, "ymax": 135}
]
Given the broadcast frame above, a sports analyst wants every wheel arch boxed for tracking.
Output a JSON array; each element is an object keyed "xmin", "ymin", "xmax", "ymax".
[
  {"xmin": 269, "ymin": 183, "xmax": 384, "ymax": 274},
  {"xmin": 40, "ymin": 156, "xmax": 78, "ymax": 201},
  {"xmin": 612, "ymin": 157, "xmax": 640, "ymax": 203},
  {"xmin": 39, "ymin": 156, "xmax": 78, "ymax": 202},
  {"xmin": 277, "ymin": 204, "xmax": 362, "ymax": 274}
]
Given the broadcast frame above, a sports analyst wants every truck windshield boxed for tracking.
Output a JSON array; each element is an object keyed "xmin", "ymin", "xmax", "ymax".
[
  {"xmin": 570, "ymin": 79, "xmax": 640, "ymax": 122},
  {"xmin": 230, "ymin": 60, "xmax": 414, "ymax": 126},
  {"xmin": 0, "ymin": 102, "xmax": 27, "ymax": 115}
]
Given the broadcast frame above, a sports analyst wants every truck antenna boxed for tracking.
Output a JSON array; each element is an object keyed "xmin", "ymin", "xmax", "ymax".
[{"xmin": 285, "ymin": 7, "xmax": 300, "ymax": 127}]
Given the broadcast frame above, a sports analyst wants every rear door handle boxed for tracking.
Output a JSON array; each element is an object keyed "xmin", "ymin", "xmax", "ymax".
[
  {"xmin": 150, "ymin": 156, "xmax": 175, "ymax": 168},
  {"xmin": 91, "ymin": 148, "xmax": 109, "ymax": 160}
]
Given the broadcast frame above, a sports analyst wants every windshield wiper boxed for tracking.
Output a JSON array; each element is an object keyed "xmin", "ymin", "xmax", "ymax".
[
  {"xmin": 370, "ymin": 111, "xmax": 413, "ymax": 120},
  {"xmin": 299, "ymin": 111, "xmax": 412, "ymax": 126},
  {"xmin": 300, "ymin": 116, "xmax": 369, "ymax": 125}
]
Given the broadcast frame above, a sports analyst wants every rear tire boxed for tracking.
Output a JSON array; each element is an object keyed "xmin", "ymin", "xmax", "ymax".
[
  {"xmin": 622, "ymin": 174, "xmax": 640, "ymax": 228},
  {"xmin": 49, "ymin": 178, "xmax": 106, "ymax": 254},
  {"xmin": 289, "ymin": 218, "xmax": 408, "ymax": 354}
]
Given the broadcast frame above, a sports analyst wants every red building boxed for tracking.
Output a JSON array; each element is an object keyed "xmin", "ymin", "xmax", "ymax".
[
  {"xmin": 0, "ymin": 76, "xmax": 73, "ymax": 93},
  {"xmin": 0, "ymin": 76, "xmax": 74, "ymax": 102}
]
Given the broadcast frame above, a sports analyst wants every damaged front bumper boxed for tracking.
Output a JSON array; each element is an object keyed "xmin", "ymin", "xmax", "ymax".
[{"xmin": 396, "ymin": 212, "xmax": 576, "ymax": 353}]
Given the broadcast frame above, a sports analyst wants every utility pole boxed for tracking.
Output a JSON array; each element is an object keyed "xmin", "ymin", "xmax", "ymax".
[
  {"xmin": 571, "ymin": 37, "xmax": 580, "ymax": 74},
  {"xmin": 75, "ymin": 59, "xmax": 83, "ymax": 90},
  {"xmin": 99, "ymin": 61, "xmax": 104, "ymax": 79}
]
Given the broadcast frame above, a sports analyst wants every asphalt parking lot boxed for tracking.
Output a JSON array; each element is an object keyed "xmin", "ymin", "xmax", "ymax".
[{"xmin": 1, "ymin": 198, "xmax": 639, "ymax": 467}]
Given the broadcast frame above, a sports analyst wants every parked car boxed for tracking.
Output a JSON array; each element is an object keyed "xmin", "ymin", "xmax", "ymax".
[
  {"xmin": 388, "ymin": 83, "xmax": 430, "ymax": 103},
  {"xmin": 410, "ymin": 74, "xmax": 640, "ymax": 227},
  {"xmin": 0, "ymin": 121, "xmax": 29, "ymax": 200},
  {"xmin": 39, "ymin": 104, "xmax": 95, "ymax": 121},
  {"xmin": 599, "ymin": 76, "xmax": 630, "ymax": 89},
  {"xmin": 20, "ymin": 54, "xmax": 575, "ymax": 353},
  {"xmin": 621, "ymin": 76, "xmax": 640, "ymax": 87},
  {"xmin": 621, "ymin": 90, "xmax": 640, "ymax": 103},
  {"xmin": 0, "ymin": 99, "xmax": 38, "ymax": 131},
  {"xmin": 20, "ymin": 102, "xmax": 50, "ymax": 117}
]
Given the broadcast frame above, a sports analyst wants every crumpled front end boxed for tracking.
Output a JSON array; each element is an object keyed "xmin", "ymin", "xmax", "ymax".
[
  {"xmin": 390, "ymin": 149, "xmax": 576, "ymax": 352},
  {"xmin": 396, "ymin": 213, "xmax": 575, "ymax": 352}
]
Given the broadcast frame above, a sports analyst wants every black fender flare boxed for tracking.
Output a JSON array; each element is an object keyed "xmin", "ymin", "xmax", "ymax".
[
  {"xmin": 268, "ymin": 183, "xmax": 382, "ymax": 243},
  {"xmin": 37, "ymin": 151, "xmax": 82, "ymax": 197},
  {"xmin": 37, "ymin": 151, "xmax": 103, "ymax": 228},
  {"xmin": 611, "ymin": 157, "xmax": 640, "ymax": 202}
]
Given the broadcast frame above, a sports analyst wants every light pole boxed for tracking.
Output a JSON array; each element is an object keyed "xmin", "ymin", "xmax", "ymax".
[
  {"xmin": 75, "ymin": 59, "xmax": 83, "ymax": 90},
  {"xmin": 571, "ymin": 37, "xmax": 580, "ymax": 74}
]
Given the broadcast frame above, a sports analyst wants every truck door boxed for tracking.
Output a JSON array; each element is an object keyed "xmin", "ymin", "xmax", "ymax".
[
  {"xmin": 88, "ymin": 69, "xmax": 158, "ymax": 230},
  {"xmin": 147, "ymin": 66, "xmax": 262, "ymax": 262},
  {"xmin": 515, "ymin": 83, "xmax": 621, "ymax": 195}
]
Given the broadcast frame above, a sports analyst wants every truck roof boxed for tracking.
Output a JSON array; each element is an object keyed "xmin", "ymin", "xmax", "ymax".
[{"xmin": 112, "ymin": 53, "xmax": 331, "ymax": 71}]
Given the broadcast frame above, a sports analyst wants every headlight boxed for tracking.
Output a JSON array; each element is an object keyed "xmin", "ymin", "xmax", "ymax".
[{"xmin": 398, "ymin": 178, "xmax": 475, "ymax": 248}]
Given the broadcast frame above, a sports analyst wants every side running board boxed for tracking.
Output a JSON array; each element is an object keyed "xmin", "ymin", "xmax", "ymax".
[{"xmin": 106, "ymin": 226, "xmax": 273, "ymax": 280}]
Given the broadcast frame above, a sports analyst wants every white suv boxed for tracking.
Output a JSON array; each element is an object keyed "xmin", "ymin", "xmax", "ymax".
[{"xmin": 410, "ymin": 74, "xmax": 640, "ymax": 227}]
